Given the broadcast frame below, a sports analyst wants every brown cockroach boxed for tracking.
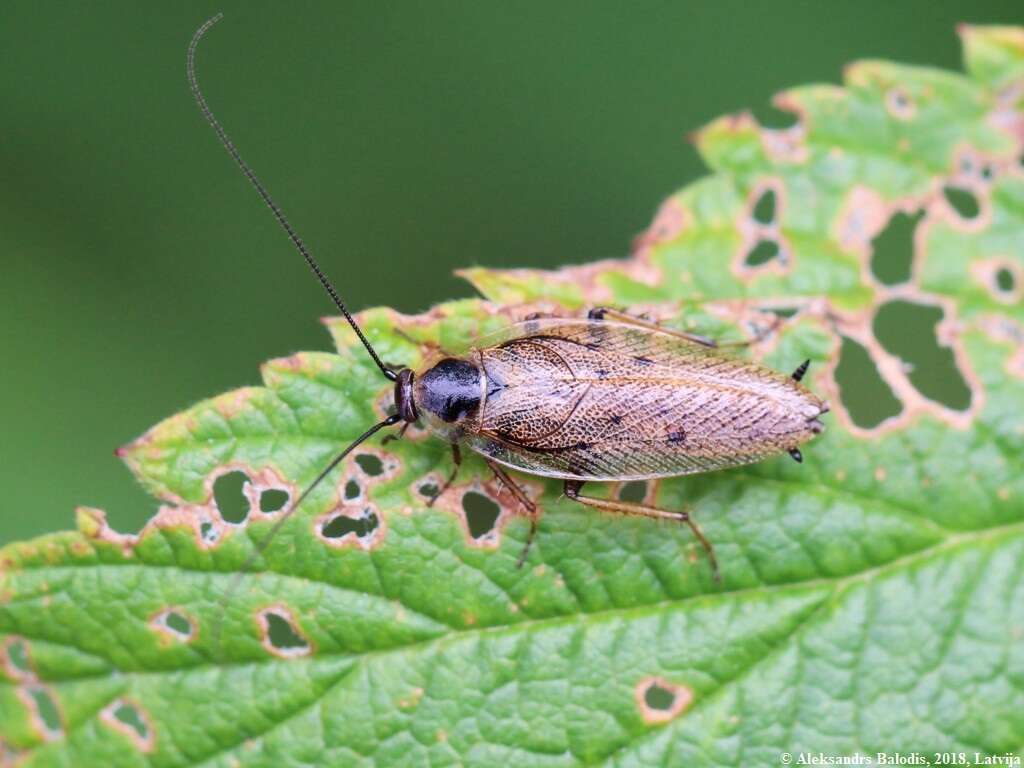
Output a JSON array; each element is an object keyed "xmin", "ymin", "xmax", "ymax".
[{"xmin": 187, "ymin": 15, "xmax": 828, "ymax": 586}]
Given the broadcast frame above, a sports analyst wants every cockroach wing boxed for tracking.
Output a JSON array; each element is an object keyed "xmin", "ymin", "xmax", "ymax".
[{"xmin": 463, "ymin": 319, "xmax": 827, "ymax": 482}]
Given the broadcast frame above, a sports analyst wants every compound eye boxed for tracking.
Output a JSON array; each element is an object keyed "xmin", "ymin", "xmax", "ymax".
[{"xmin": 394, "ymin": 369, "xmax": 418, "ymax": 422}]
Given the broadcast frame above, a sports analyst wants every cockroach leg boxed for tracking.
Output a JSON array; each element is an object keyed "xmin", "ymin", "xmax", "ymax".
[
  {"xmin": 516, "ymin": 517, "xmax": 539, "ymax": 569},
  {"xmin": 587, "ymin": 306, "xmax": 718, "ymax": 348},
  {"xmin": 563, "ymin": 480, "xmax": 720, "ymax": 583},
  {"xmin": 426, "ymin": 444, "xmax": 461, "ymax": 508},
  {"xmin": 485, "ymin": 459, "xmax": 536, "ymax": 513},
  {"xmin": 381, "ymin": 422, "xmax": 410, "ymax": 445},
  {"xmin": 482, "ymin": 458, "xmax": 538, "ymax": 567}
]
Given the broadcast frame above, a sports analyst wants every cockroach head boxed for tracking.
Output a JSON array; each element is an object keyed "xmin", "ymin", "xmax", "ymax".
[{"xmin": 394, "ymin": 368, "xmax": 419, "ymax": 423}]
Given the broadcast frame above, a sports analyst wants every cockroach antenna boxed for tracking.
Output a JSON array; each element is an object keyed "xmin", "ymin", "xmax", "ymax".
[
  {"xmin": 188, "ymin": 14, "xmax": 403, "ymax": 655},
  {"xmin": 186, "ymin": 12, "xmax": 397, "ymax": 383},
  {"xmin": 184, "ymin": 13, "xmax": 831, "ymax": 655}
]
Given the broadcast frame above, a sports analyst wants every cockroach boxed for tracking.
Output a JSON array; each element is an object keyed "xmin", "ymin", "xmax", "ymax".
[{"xmin": 187, "ymin": 15, "xmax": 828, "ymax": 588}]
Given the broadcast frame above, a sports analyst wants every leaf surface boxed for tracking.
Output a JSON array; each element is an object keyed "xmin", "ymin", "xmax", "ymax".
[{"xmin": 2, "ymin": 25, "xmax": 1023, "ymax": 768}]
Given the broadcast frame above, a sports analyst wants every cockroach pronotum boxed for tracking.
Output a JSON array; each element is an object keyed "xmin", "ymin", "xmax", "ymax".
[{"xmin": 186, "ymin": 15, "xmax": 828, "ymax": 595}]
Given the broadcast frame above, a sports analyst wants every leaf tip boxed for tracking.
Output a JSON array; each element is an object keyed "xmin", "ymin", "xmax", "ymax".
[
  {"xmin": 75, "ymin": 506, "xmax": 106, "ymax": 538},
  {"xmin": 75, "ymin": 507, "xmax": 137, "ymax": 555}
]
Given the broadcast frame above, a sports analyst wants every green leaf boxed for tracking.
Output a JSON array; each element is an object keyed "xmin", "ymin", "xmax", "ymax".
[{"xmin": 3, "ymin": 25, "xmax": 1023, "ymax": 767}]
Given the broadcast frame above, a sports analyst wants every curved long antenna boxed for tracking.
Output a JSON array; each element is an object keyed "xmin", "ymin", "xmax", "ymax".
[
  {"xmin": 187, "ymin": 13, "xmax": 396, "ymax": 382},
  {"xmin": 210, "ymin": 413, "xmax": 401, "ymax": 656}
]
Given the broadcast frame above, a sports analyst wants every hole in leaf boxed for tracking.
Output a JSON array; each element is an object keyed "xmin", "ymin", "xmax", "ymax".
[
  {"xmin": 355, "ymin": 454, "xmax": 384, "ymax": 476},
  {"xmin": 834, "ymin": 336, "xmax": 903, "ymax": 428},
  {"xmin": 874, "ymin": 300, "xmax": 971, "ymax": 411},
  {"xmin": 750, "ymin": 101, "xmax": 799, "ymax": 129},
  {"xmin": 27, "ymin": 687, "xmax": 61, "ymax": 736},
  {"xmin": 101, "ymin": 699, "xmax": 154, "ymax": 752},
  {"xmin": 635, "ymin": 676, "xmax": 693, "ymax": 724},
  {"xmin": 745, "ymin": 239, "xmax": 779, "ymax": 267},
  {"xmin": 344, "ymin": 479, "xmax": 362, "ymax": 500},
  {"xmin": 150, "ymin": 608, "xmax": 196, "ymax": 642},
  {"xmin": 619, "ymin": 481, "xmax": 648, "ymax": 503},
  {"xmin": 980, "ymin": 164, "xmax": 993, "ymax": 181},
  {"xmin": 870, "ymin": 209, "xmax": 923, "ymax": 285},
  {"xmin": 213, "ymin": 471, "xmax": 249, "ymax": 524},
  {"xmin": 112, "ymin": 702, "xmax": 149, "ymax": 742},
  {"xmin": 943, "ymin": 186, "xmax": 979, "ymax": 219},
  {"xmin": 264, "ymin": 611, "xmax": 309, "ymax": 652},
  {"xmin": 259, "ymin": 489, "xmax": 289, "ymax": 514},
  {"xmin": 199, "ymin": 521, "xmax": 219, "ymax": 545},
  {"xmin": 995, "ymin": 267, "xmax": 1015, "ymax": 293},
  {"xmin": 419, "ymin": 482, "xmax": 439, "ymax": 498},
  {"xmin": 163, "ymin": 610, "xmax": 193, "ymax": 639},
  {"xmin": 7, "ymin": 639, "xmax": 31, "ymax": 674},
  {"xmin": 752, "ymin": 188, "xmax": 776, "ymax": 224},
  {"xmin": 462, "ymin": 491, "xmax": 501, "ymax": 539},
  {"xmin": 644, "ymin": 681, "xmax": 678, "ymax": 711},
  {"xmin": 322, "ymin": 510, "xmax": 379, "ymax": 539}
]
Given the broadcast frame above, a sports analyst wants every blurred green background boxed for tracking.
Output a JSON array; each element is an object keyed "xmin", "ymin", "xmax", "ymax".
[{"xmin": 2, "ymin": 1, "xmax": 1020, "ymax": 542}]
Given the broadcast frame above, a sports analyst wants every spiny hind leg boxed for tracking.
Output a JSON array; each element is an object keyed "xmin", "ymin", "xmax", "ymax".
[
  {"xmin": 588, "ymin": 306, "xmax": 781, "ymax": 349},
  {"xmin": 563, "ymin": 479, "xmax": 719, "ymax": 582},
  {"xmin": 426, "ymin": 443, "xmax": 462, "ymax": 508},
  {"xmin": 484, "ymin": 458, "xmax": 538, "ymax": 568}
]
